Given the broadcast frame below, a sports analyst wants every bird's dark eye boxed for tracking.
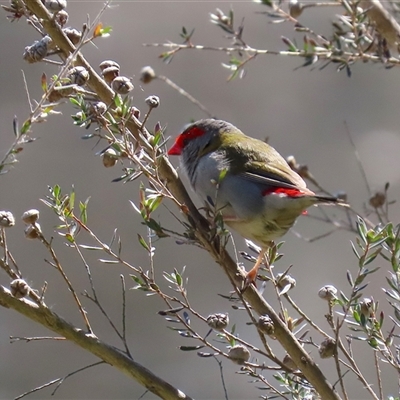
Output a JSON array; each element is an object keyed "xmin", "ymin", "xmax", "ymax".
[{"xmin": 203, "ymin": 139, "xmax": 212, "ymax": 149}]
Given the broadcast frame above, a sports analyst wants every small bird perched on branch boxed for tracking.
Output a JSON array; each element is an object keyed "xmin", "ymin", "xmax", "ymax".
[{"xmin": 168, "ymin": 119, "xmax": 345, "ymax": 288}]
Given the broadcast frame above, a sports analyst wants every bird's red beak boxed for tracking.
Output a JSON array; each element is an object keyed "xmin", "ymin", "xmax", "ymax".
[{"xmin": 167, "ymin": 137, "xmax": 183, "ymax": 155}]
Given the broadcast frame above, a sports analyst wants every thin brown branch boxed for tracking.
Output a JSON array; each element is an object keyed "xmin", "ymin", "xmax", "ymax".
[
  {"xmin": 144, "ymin": 42, "xmax": 400, "ymax": 66},
  {"xmin": 37, "ymin": 227, "xmax": 93, "ymax": 334},
  {"xmin": 10, "ymin": 336, "xmax": 66, "ymax": 342},
  {"xmin": 374, "ymin": 350, "xmax": 384, "ymax": 399},
  {"xmin": 0, "ymin": 285, "xmax": 193, "ymax": 400},
  {"xmin": 157, "ymin": 75, "xmax": 214, "ymax": 118}
]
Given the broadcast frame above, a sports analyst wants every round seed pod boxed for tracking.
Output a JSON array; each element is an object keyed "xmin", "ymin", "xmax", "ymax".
[
  {"xmin": 228, "ymin": 345, "xmax": 250, "ymax": 365},
  {"xmin": 21, "ymin": 209, "xmax": 40, "ymax": 224},
  {"xmin": 140, "ymin": 66, "xmax": 156, "ymax": 84},
  {"xmin": 0, "ymin": 211, "xmax": 15, "ymax": 228},
  {"xmin": 111, "ymin": 76, "xmax": 134, "ymax": 94},
  {"xmin": 10, "ymin": 279, "xmax": 30, "ymax": 299},
  {"xmin": 68, "ymin": 66, "xmax": 89, "ymax": 86},
  {"xmin": 102, "ymin": 66, "xmax": 120, "ymax": 84},
  {"xmin": 206, "ymin": 313, "xmax": 229, "ymax": 331},
  {"xmin": 99, "ymin": 60, "xmax": 120, "ymax": 72},
  {"xmin": 44, "ymin": 0, "xmax": 67, "ymax": 12}
]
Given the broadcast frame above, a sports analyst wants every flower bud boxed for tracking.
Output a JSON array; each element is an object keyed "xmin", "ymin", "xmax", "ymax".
[
  {"xmin": 55, "ymin": 9, "xmax": 68, "ymax": 26},
  {"xmin": 257, "ymin": 315, "xmax": 276, "ymax": 338},
  {"xmin": 21, "ymin": 209, "xmax": 39, "ymax": 224},
  {"xmin": 283, "ymin": 354, "xmax": 297, "ymax": 370},
  {"xmin": 99, "ymin": 60, "xmax": 120, "ymax": 72},
  {"xmin": 102, "ymin": 66, "xmax": 120, "ymax": 84},
  {"xmin": 228, "ymin": 345, "xmax": 250, "ymax": 365},
  {"xmin": 0, "ymin": 211, "xmax": 15, "ymax": 228},
  {"xmin": 102, "ymin": 148, "xmax": 118, "ymax": 168},
  {"xmin": 289, "ymin": 0, "xmax": 303, "ymax": 18},
  {"xmin": 276, "ymin": 272, "xmax": 296, "ymax": 295},
  {"xmin": 90, "ymin": 101, "xmax": 107, "ymax": 116},
  {"xmin": 10, "ymin": 279, "xmax": 30, "ymax": 299},
  {"xmin": 62, "ymin": 27, "xmax": 81, "ymax": 45},
  {"xmin": 319, "ymin": 337, "xmax": 336, "ymax": 359},
  {"xmin": 140, "ymin": 66, "xmax": 156, "ymax": 84},
  {"xmin": 23, "ymin": 36, "xmax": 52, "ymax": 63},
  {"xmin": 131, "ymin": 107, "xmax": 140, "ymax": 119},
  {"xmin": 44, "ymin": 0, "xmax": 67, "ymax": 12},
  {"xmin": 111, "ymin": 76, "xmax": 134, "ymax": 94},
  {"xmin": 206, "ymin": 313, "xmax": 229, "ymax": 331},
  {"xmin": 145, "ymin": 95, "xmax": 160, "ymax": 108},
  {"xmin": 286, "ymin": 155, "xmax": 298, "ymax": 170},
  {"xmin": 68, "ymin": 66, "xmax": 89, "ymax": 86},
  {"xmin": 369, "ymin": 192, "xmax": 385, "ymax": 208},
  {"xmin": 297, "ymin": 164, "xmax": 310, "ymax": 179},
  {"xmin": 360, "ymin": 297, "xmax": 375, "ymax": 318},
  {"xmin": 318, "ymin": 285, "xmax": 337, "ymax": 301},
  {"xmin": 24, "ymin": 224, "xmax": 41, "ymax": 240},
  {"xmin": 48, "ymin": 85, "xmax": 73, "ymax": 102}
]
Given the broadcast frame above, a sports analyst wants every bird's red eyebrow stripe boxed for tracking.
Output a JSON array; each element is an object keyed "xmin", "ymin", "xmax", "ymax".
[
  {"xmin": 184, "ymin": 126, "xmax": 204, "ymax": 140},
  {"xmin": 262, "ymin": 187, "xmax": 304, "ymax": 197},
  {"xmin": 168, "ymin": 127, "xmax": 204, "ymax": 155}
]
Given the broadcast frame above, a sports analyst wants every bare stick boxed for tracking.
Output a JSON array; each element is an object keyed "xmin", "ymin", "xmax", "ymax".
[{"xmin": 0, "ymin": 285, "xmax": 193, "ymax": 400}]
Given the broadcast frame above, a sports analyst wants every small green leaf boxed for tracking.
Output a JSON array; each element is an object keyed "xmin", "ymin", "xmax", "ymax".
[
  {"xmin": 79, "ymin": 244, "xmax": 103, "ymax": 250},
  {"xmin": 113, "ymin": 93, "xmax": 122, "ymax": 108},
  {"xmin": 79, "ymin": 197, "xmax": 90, "ymax": 225},
  {"xmin": 340, "ymin": 291, "xmax": 350, "ymax": 304},
  {"xmin": 356, "ymin": 216, "xmax": 368, "ymax": 244},
  {"xmin": 256, "ymin": 0, "xmax": 273, "ymax": 7},
  {"xmin": 350, "ymin": 241, "xmax": 360, "ymax": 259},
  {"xmin": 360, "ymin": 312, "xmax": 367, "ymax": 327},
  {"xmin": 99, "ymin": 25, "xmax": 112, "ymax": 36},
  {"xmin": 69, "ymin": 187, "xmax": 75, "ymax": 211},
  {"xmin": 53, "ymin": 184, "xmax": 61, "ymax": 200},
  {"xmin": 130, "ymin": 274, "xmax": 145, "ymax": 284},
  {"xmin": 98, "ymin": 259, "xmax": 120, "ymax": 264},
  {"xmin": 346, "ymin": 270, "xmax": 354, "ymax": 287},
  {"xmin": 353, "ymin": 309, "xmax": 361, "ymax": 323},
  {"xmin": 65, "ymin": 233, "xmax": 75, "ymax": 243},
  {"xmin": 81, "ymin": 133, "xmax": 94, "ymax": 139},
  {"xmin": 197, "ymin": 351, "xmax": 216, "ymax": 358},
  {"xmin": 281, "ymin": 36, "xmax": 297, "ymax": 52},
  {"xmin": 143, "ymin": 218, "xmax": 168, "ymax": 238},
  {"xmin": 147, "ymin": 195, "xmax": 163, "ymax": 214},
  {"xmin": 174, "ymin": 269, "xmax": 182, "ymax": 286},
  {"xmin": 180, "ymin": 345, "xmax": 204, "ymax": 351},
  {"xmin": 41, "ymin": 72, "xmax": 47, "ymax": 92},
  {"xmin": 368, "ymin": 337, "xmax": 378, "ymax": 348},
  {"xmin": 20, "ymin": 119, "xmax": 31, "ymax": 135},
  {"xmin": 13, "ymin": 116, "xmax": 19, "ymax": 137},
  {"xmin": 378, "ymin": 311, "xmax": 384, "ymax": 329},
  {"xmin": 69, "ymin": 97, "xmax": 81, "ymax": 107},
  {"xmin": 158, "ymin": 306, "xmax": 184, "ymax": 316},
  {"xmin": 137, "ymin": 234, "xmax": 150, "ymax": 252},
  {"xmin": 183, "ymin": 311, "xmax": 190, "ymax": 325}
]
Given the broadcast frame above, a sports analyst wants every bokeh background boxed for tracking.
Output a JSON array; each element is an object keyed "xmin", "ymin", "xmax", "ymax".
[{"xmin": 1, "ymin": 0, "xmax": 400, "ymax": 399}]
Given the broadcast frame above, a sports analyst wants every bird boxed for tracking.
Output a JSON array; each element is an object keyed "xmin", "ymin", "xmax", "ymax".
[{"xmin": 167, "ymin": 119, "xmax": 344, "ymax": 289}]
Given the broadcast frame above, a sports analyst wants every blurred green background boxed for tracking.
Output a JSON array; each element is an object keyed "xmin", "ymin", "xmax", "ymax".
[{"xmin": 1, "ymin": 1, "xmax": 399, "ymax": 399}]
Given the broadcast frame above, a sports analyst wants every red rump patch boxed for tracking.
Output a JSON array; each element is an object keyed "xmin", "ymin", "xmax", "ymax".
[
  {"xmin": 262, "ymin": 187, "xmax": 304, "ymax": 198},
  {"xmin": 168, "ymin": 126, "xmax": 205, "ymax": 155}
]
